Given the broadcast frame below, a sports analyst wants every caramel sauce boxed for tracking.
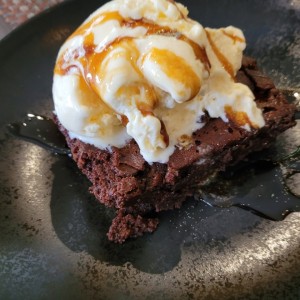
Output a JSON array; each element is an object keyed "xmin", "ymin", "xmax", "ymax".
[
  {"xmin": 206, "ymin": 30, "xmax": 234, "ymax": 79},
  {"xmin": 140, "ymin": 110, "xmax": 154, "ymax": 117},
  {"xmin": 123, "ymin": 17, "xmax": 210, "ymax": 69},
  {"xmin": 121, "ymin": 115, "xmax": 129, "ymax": 126},
  {"xmin": 174, "ymin": 3, "xmax": 186, "ymax": 19},
  {"xmin": 225, "ymin": 105, "xmax": 258, "ymax": 128},
  {"xmin": 124, "ymin": 17, "xmax": 177, "ymax": 35},
  {"xmin": 221, "ymin": 29, "xmax": 245, "ymax": 44},
  {"xmin": 137, "ymin": 102, "xmax": 155, "ymax": 117},
  {"xmin": 96, "ymin": 38, "xmax": 142, "ymax": 80},
  {"xmin": 54, "ymin": 10, "xmax": 210, "ymax": 141},
  {"xmin": 136, "ymin": 84, "xmax": 158, "ymax": 115},
  {"xmin": 118, "ymin": 40, "xmax": 144, "ymax": 78},
  {"xmin": 77, "ymin": 76, "xmax": 115, "ymax": 120},
  {"xmin": 179, "ymin": 36, "xmax": 211, "ymax": 70},
  {"xmin": 55, "ymin": 12, "xmax": 123, "ymax": 76},
  {"xmin": 54, "ymin": 35, "xmax": 96, "ymax": 77},
  {"xmin": 77, "ymin": 75, "xmax": 101, "ymax": 107},
  {"xmin": 116, "ymin": 84, "xmax": 142, "ymax": 100},
  {"xmin": 159, "ymin": 119, "xmax": 170, "ymax": 147},
  {"xmin": 55, "ymin": 11, "xmax": 210, "ymax": 82},
  {"xmin": 147, "ymin": 47, "xmax": 201, "ymax": 100},
  {"xmin": 54, "ymin": 48, "xmax": 81, "ymax": 76},
  {"xmin": 85, "ymin": 46, "xmax": 110, "ymax": 87}
]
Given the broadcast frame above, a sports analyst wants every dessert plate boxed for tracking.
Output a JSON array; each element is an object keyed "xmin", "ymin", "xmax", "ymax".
[{"xmin": 0, "ymin": 0, "xmax": 300, "ymax": 298}]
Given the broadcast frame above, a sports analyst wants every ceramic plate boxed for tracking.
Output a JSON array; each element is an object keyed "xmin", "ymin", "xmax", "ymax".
[{"xmin": 0, "ymin": 0, "xmax": 300, "ymax": 299}]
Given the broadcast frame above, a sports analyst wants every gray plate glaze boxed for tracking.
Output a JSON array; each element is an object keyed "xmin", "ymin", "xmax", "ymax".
[{"xmin": 0, "ymin": 0, "xmax": 300, "ymax": 299}]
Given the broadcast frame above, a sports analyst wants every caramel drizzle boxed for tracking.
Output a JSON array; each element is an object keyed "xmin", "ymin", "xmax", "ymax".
[
  {"xmin": 121, "ymin": 17, "xmax": 210, "ymax": 70},
  {"xmin": 55, "ymin": 11, "xmax": 210, "ymax": 76},
  {"xmin": 121, "ymin": 115, "xmax": 129, "ymax": 126},
  {"xmin": 160, "ymin": 119, "xmax": 170, "ymax": 147},
  {"xmin": 205, "ymin": 29, "xmax": 235, "ymax": 79},
  {"xmin": 221, "ymin": 29, "xmax": 245, "ymax": 44},
  {"xmin": 145, "ymin": 47, "xmax": 201, "ymax": 100},
  {"xmin": 225, "ymin": 105, "xmax": 258, "ymax": 129},
  {"xmin": 54, "ymin": 11, "xmax": 212, "ymax": 146}
]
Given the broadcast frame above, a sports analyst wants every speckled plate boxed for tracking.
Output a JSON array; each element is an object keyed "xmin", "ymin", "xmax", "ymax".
[{"xmin": 0, "ymin": 0, "xmax": 300, "ymax": 299}]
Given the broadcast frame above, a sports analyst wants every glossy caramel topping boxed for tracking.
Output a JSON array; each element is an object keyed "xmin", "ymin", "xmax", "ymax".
[
  {"xmin": 221, "ymin": 29, "xmax": 245, "ymax": 44},
  {"xmin": 146, "ymin": 47, "xmax": 201, "ymax": 100},
  {"xmin": 178, "ymin": 35, "xmax": 210, "ymax": 71},
  {"xmin": 54, "ymin": 11, "xmax": 208, "ymax": 124},
  {"xmin": 115, "ymin": 82, "xmax": 157, "ymax": 110},
  {"xmin": 77, "ymin": 75, "xmax": 100, "ymax": 107},
  {"xmin": 123, "ymin": 18, "xmax": 209, "ymax": 67},
  {"xmin": 78, "ymin": 73, "xmax": 116, "ymax": 124},
  {"xmin": 160, "ymin": 119, "xmax": 170, "ymax": 147},
  {"xmin": 136, "ymin": 87, "xmax": 158, "ymax": 115},
  {"xmin": 225, "ymin": 105, "xmax": 258, "ymax": 128},
  {"xmin": 55, "ymin": 12, "xmax": 210, "ymax": 76},
  {"xmin": 121, "ymin": 115, "xmax": 129, "ymax": 126},
  {"xmin": 206, "ymin": 29, "xmax": 235, "ymax": 79}
]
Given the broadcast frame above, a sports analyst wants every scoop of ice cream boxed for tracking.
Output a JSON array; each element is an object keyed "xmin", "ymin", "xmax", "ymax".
[{"xmin": 53, "ymin": 0, "xmax": 265, "ymax": 163}]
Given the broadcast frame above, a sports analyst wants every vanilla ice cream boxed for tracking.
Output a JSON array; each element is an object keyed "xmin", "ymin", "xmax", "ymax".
[{"xmin": 53, "ymin": 0, "xmax": 265, "ymax": 163}]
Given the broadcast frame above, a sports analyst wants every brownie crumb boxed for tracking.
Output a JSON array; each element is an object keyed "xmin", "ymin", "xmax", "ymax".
[{"xmin": 107, "ymin": 210, "xmax": 159, "ymax": 243}]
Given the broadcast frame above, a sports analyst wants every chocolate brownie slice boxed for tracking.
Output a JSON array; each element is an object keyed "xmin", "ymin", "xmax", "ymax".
[{"xmin": 55, "ymin": 56, "xmax": 296, "ymax": 243}]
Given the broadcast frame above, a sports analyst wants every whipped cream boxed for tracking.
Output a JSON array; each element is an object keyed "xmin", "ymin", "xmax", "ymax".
[{"xmin": 53, "ymin": 0, "xmax": 265, "ymax": 163}]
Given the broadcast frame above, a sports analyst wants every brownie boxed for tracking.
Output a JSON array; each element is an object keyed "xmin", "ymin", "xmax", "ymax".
[{"xmin": 55, "ymin": 56, "xmax": 296, "ymax": 243}]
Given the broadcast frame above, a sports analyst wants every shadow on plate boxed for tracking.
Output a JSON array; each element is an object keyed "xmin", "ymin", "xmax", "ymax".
[
  {"xmin": 5, "ymin": 113, "xmax": 298, "ymax": 274},
  {"xmin": 49, "ymin": 156, "xmax": 271, "ymax": 274},
  {"xmin": 49, "ymin": 117, "xmax": 300, "ymax": 275}
]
